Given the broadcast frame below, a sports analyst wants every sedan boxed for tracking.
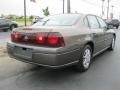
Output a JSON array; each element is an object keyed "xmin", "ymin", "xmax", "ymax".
[
  {"xmin": 7, "ymin": 14, "xmax": 116, "ymax": 72},
  {"xmin": 0, "ymin": 18, "xmax": 18, "ymax": 32}
]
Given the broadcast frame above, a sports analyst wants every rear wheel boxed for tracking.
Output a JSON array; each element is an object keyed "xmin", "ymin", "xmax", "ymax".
[
  {"xmin": 75, "ymin": 45, "xmax": 92, "ymax": 72},
  {"xmin": 109, "ymin": 37, "xmax": 115, "ymax": 51}
]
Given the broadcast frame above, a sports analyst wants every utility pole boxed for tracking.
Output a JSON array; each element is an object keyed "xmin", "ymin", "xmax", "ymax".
[
  {"xmin": 63, "ymin": 0, "xmax": 65, "ymax": 14},
  {"xmin": 119, "ymin": 12, "xmax": 120, "ymax": 20},
  {"xmin": 107, "ymin": 0, "xmax": 110, "ymax": 19},
  {"xmin": 110, "ymin": 5, "xmax": 114, "ymax": 19},
  {"xmin": 101, "ymin": 0, "xmax": 105, "ymax": 17},
  {"xmin": 24, "ymin": 0, "xmax": 27, "ymax": 26},
  {"xmin": 67, "ymin": 0, "xmax": 71, "ymax": 13},
  {"xmin": 111, "ymin": 5, "xmax": 114, "ymax": 13}
]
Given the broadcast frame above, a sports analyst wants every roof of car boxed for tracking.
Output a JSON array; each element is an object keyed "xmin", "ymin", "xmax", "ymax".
[
  {"xmin": 48, "ymin": 13, "xmax": 85, "ymax": 16},
  {"xmin": 59, "ymin": 13, "xmax": 100, "ymax": 18}
]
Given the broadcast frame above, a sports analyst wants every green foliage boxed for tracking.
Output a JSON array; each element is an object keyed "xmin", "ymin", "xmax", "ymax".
[
  {"xmin": 18, "ymin": 16, "xmax": 23, "ymax": 19},
  {"xmin": 43, "ymin": 7, "xmax": 50, "ymax": 16},
  {"xmin": 29, "ymin": 15, "xmax": 34, "ymax": 19},
  {"xmin": 8, "ymin": 15, "xmax": 16, "ymax": 19},
  {"xmin": 1, "ymin": 14, "xmax": 5, "ymax": 18},
  {"xmin": 13, "ymin": 18, "xmax": 32, "ymax": 22}
]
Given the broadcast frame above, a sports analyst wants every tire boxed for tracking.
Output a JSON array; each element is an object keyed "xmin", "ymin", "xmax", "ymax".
[
  {"xmin": 75, "ymin": 45, "xmax": 92, "ymax": 72},
  {"xmin": 10, "ymin": 25, "xmax": 15, "ymax": 31},
  {"xmin": 3, "ymin": 29, "xmax": 8, "ymax": 32},
  {"xmin": 109, "ymin": 37, "xmax": 115, "ymax": 51},
  {"xmin": 116, "ymin": 26, "xmax": 119, "ymax": 29}
]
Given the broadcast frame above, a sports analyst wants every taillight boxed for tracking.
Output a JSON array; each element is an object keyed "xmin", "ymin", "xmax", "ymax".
[
  {"xmin": 11, "ymin": 32, "xmax": 65, "ymax": 47},
  {"xmin": 36, "ymin": 32, "xmax": 65, "ymax": 47},
  {"xmin": 36, "ymin": 33, "xmax": 46, "ymax": 44},
  {"xmin": 47, "ymin": 32, "xmax": 65, "ymax": 47},
  {"xmin": 48, "ymin": 33, "xmax": 58, "ymax": 45},
  {"xmin": 11, "ymin": 32, "xmax": 21, "ymax": 42}
]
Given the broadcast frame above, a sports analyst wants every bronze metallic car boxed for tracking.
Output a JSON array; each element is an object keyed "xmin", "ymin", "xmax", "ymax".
[{"xmin": 7, "ymin": 14, "xmax": 116, "ymax": 72}]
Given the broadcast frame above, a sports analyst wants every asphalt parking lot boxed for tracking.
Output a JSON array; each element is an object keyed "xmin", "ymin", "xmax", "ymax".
[{"xmin": 0, "ymin": 30, "xmax": 120, "ymax": 90}]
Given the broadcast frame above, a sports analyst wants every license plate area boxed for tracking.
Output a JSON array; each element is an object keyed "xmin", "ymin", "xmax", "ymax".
[{"xmin": 14, "ymin": 46, "xmax": 32, "ymax": 59}]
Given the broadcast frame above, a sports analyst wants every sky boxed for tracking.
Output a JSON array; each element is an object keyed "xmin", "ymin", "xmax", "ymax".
[{"xmin": 0, "ymin": 0, "xmax": 120, "ymax": 19}]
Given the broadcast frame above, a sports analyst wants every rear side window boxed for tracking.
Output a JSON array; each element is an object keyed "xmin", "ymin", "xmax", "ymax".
[
  {"xmin": 87, "ymin": 15, "xmax": 99, "ymax": 29},
  {"xmin": 97, "ymin": 17, "xmax": 107, "ymax": 29}
]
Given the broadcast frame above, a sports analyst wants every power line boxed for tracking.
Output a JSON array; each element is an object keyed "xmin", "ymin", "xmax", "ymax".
[
  {"xmin": 109, "ymin": 0, "xmax": 120, "ymax": 7},
  {"xmin": 80, "ymin": 0, "xmax": 101, "ymax": 7}
]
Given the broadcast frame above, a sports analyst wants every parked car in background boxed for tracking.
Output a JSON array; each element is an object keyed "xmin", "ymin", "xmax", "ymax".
[
  {"xmin": 105, "ymin": 19, "xmax": 119, "ymax": 29},
  {"xmin": 104, "ymin": 19, "xmax": 111, "ymax": 24},
  {"xmin": 7, "ymin": 14, "xmax": 116, "ymax": 72},
  {"xmin": 111, "ymin": 19, "xmax": 119, "ymax": 29},
  {"xmin": 0, "ymin": 18, "xmax": 18, "ymax": 32}
]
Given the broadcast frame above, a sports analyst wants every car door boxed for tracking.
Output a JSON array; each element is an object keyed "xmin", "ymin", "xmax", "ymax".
[
  {"xmin": 96, "ymin": 16, "xmax": 112, "ymax": 48},
  {"xmin": 87, "ymin": 15, "xmax": 105, "ymax": 54}
]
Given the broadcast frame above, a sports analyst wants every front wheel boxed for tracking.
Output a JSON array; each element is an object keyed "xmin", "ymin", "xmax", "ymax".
[
  {"xmin": 10, "ymin": 25, "xmax": 15, "ymax": 31},
  {"xmin": 75, "ymin": 45, "xmax": 92, "ymax": 72}
]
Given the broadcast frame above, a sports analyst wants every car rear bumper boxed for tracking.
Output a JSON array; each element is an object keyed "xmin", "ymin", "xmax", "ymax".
[{"xmin": 7, "ymin": 42, "xmax": 81, "ymax": 68}]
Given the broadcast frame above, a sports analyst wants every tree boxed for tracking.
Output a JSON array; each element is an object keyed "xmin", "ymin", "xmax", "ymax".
[
  {"xmin": 7, "ymin": 15, "xmax": 16, "ymax": 19},
  {"xmin": 29, "ymin": 15, "xmax": 34, "ymax": 19},
  {"xmin": 18, "ymin": 16, "xmax": 23, "ymax": 19},
  {"xmin": 1, "ymin": 14, "xmax": 5, "ymax": 18},
  {"xmin": 43, "ymin": 7, "xmax": 50, "ymax": 16}
]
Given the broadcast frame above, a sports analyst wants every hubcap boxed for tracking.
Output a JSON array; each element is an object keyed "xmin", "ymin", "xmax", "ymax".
[
  {"xmin": 112, "ymin": 38, "xmax": 115, "ymax": 49},
  {"xmin": 83, "ymin": 49, "xmax": 91, "ymax": 69}
]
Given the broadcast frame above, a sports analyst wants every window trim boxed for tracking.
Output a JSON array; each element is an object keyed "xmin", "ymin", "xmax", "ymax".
[
  {"xmin": 83, "ymin": 16, "xmax": 89, "ymax": 27},
  {"xmin": 86, "ymin": 15, "xmax": 100, "ymax": 29}
]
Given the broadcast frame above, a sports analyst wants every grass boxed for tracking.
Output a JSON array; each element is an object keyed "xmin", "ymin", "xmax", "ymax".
[
  {"xmin": 11, "ymin": 18, "xmax": 32, "ymax": 27},
  {"xmin": 12, "ymin": 18, "xmax": 32, "ymax": 22},
  {"xmin": 16, "ymin": 21, "xmax": 32, "ymax": 27}
]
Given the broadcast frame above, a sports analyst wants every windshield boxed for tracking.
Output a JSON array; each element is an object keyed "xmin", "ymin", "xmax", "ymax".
[{"xmin": 33, "ymin": 14, "xmax": 80, "ymax": 26}]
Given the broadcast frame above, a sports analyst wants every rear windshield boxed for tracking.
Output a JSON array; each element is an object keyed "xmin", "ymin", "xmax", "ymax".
[{"xmin": 33, "ymin": 14, "xmax": 80, "ymax": 26}]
